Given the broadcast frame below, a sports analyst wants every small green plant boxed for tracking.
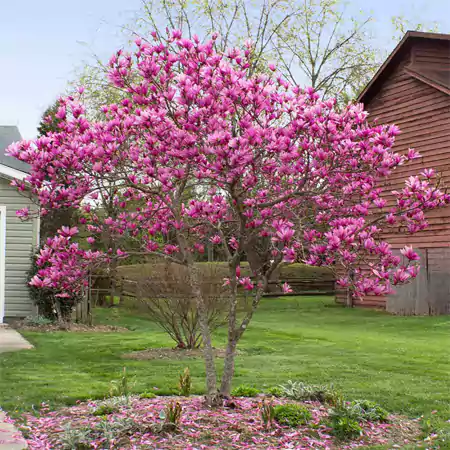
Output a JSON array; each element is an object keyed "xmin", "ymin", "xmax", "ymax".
[
  {"xmin": 94, "ymin": 416, "xmax": 141, "ymax": 445},
  {"xmin": 139, "ymin": 391, "xmax": 157, "ymax": 399},
  {"xmin": 178, "ymin": 367, "xmax": 192, "ymax": 396},
  {"xmin": 273, "ymin": 404, "xmax": 312, "ymax": 427},
  {"xmin": 231, "ymin": 384, "xmax": 260, "ymax": 397},
  {"xmin": 280, "ymin": 380, "xmax": 341, "ymax": 405},
  {"xmin": 266, "ymin": 386, "xmax": 283, "ymax": 397},
  {"xmin": 109, "ymin": 367, "xmax": 133, "ymax": 398},
  {"xmin": 259, "ymin": 398, "xmax": 275, "ymax": 429},
  {"xmin": 91, "ymin": 404, "xmax": 118, "ymax": 416},
  {"xmin": 90, "ymin": 395, "xmax": 131, "ymax": 416},
  {"xmin": 159, "ymin": 401, "xmax": 183, "ymax": 432},
  {"xmin": 60, "ymin": 423, "xmax": 91, "ymax": 450},
  {"xmin": 425, "ymin": 427, "xmax": 450, "ymax": 449},
  {"xmin": 330, "ymin": 416, "xmax": 362, "ymax": 440},
  {"xmin": 24, "ymin": 315, "xmax": 53, "ymax": 327},
  {"xmin": 328, "ymin": 398, "xmax": 387, "ymax": 440},
  {"xmin": 351, "ymin": 399, "xmax": 389, "ymax": 422}
]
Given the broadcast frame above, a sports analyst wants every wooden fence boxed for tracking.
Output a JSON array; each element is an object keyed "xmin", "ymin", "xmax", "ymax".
[{"xmin": 117, "ymin": 275, "xmax": 335, "ymax": 301}]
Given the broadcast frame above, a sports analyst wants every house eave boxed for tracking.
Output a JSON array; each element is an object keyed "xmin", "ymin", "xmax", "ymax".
[
  {"xmin": 0, "ymin": 164, "xmax": 28, "ymax": 181},
  {"xmin": 404, "ymin": 67, "xmax": 450, "ymax": 96},
  {"xmin": 357, "ymin": 30, "xmax": 450, "ymax": 105}
]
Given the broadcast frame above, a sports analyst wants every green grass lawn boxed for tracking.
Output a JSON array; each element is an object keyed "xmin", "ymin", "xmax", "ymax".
[{"xmin": 1, "ymin": 296, "xmax": 449, "ymax": 432}]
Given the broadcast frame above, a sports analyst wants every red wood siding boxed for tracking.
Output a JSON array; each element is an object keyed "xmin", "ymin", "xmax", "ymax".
[{"xmin": 337, "ymin": 39, "xmax": 450, "ymax": 309}]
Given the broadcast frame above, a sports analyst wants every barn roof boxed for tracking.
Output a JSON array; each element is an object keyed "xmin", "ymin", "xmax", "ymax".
[
  {"xmin": 0, "ymin": 126, "xmax": 30, "ymax": 179},
  {"xmin": 358, "ymin": 31, "xmax": 450, "ymax": 105}
]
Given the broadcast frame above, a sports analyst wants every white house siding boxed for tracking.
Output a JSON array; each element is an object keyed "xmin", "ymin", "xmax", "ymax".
[{"xmin": 0, "ymin": 177, "xmax": 37, "ymax": 318}]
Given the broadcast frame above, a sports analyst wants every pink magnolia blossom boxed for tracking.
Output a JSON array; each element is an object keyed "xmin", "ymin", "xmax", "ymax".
[
  {"xmin": 239, "ymin": 277, "xmax": 254, "ymax": 290},
  {"xmin": 210, "ymin": 235, "xmax": 222, "ymax": 245},
  {"xmin": 6, "ymin": 30, "xmax": 449, "ymax": 301},
  {"xmin": 400, "ymin": 246, "xmax": 420, "ymax": 261}
]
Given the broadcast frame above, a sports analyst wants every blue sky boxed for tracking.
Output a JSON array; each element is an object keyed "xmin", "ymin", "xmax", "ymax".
[{"xmin": 1, "ymin": 0, "xmax": 449, "ymax": 140}]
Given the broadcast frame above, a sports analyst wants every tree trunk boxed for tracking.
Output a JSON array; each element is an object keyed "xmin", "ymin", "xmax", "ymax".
[
  {"xmin": 220, "ymin": 338, "xmax": 238, "ymax": 397},
  {"xmin": 346, "ymin": 270, "xmax": 355, "ymax": 308},
  {"xmin": 188, "ymin": 264, "xmax": 219, "ymax": 404},
  {"xmin": 220, "ymin": 262, "xmax": 239, "ymax": 397},
  {"xmin": 109, "ymin": 259, "xmax": 118, "ymax": 306}
]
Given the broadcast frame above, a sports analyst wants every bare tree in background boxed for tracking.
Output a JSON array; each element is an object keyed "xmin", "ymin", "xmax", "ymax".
[
  {"xmin": 72, "ymin": 1, "xmax": 447, "ymax": 110},
  {"xmin": 72, "ymin": 0, "xmax": 379, "ymax": 106},
  {"xmin": 133, "ymin": 0, "xmax": 379, "ymax": 100}
]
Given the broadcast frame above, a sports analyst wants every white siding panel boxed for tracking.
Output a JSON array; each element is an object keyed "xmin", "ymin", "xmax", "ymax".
[{"xmin": 0, "ymin": 177, "xmax": 36, "ymax": 317}]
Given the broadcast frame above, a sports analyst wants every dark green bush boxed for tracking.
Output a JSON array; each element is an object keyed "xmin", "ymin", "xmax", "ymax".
[
  {"xmin": 232, "ymin": 384, "xmax": 260, "ymax": 397},
  {"xmin": 273, "ymin": 404, "xmax": 312, "ymax": 427},
  {"xmin": 330, "ymin": 416, "xmax": 362, "ymax": 440}
]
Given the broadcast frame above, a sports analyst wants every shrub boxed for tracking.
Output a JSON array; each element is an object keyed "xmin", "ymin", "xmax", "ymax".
[
  {"xmin": 27, "ymin": 249, "xmax": 81, "ymax": 323},
  {"xmin": 127, "ymin": 262, "xmax": 229, "ymax": 349},
  {"xmin": 330, "ymin": 416, "xmax": 362, "ymax": 440},
  {"xmin": 232, "ymin": 384, "xmax": 260, "ymax": 397},
  {"xmin": 179, "ymin": 368, "xmax": 192, "ymax": 396},
  {"xmin": 280, "ymin": 380, "xmax": 341, "ymax": 405},
  {"xmin": 273, "ymin": 404, "xmax": 312, "ymax": 427}
]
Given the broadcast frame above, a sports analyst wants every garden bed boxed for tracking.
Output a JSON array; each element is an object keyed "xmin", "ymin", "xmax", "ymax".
[
  {"xmin": 17, "ymin": 396, "xmax": 421, "ymax": 449},
  {"xmin": 123, "ymin": 347, "xmax": 235, "ymax": 360},
  {"xmin": 13, "ymin": 321, "xmax": 128, "ymax": 333}
]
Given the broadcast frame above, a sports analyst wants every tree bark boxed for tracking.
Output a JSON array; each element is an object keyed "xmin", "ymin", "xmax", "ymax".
[
  {"xmin": 346, "ymin": 269, "xmax": 355, "ymax": 308},
  {"xmin": 220, "ymin": 337, "xmax": 238, "ymax": 397},
  {"xmin": 220, "ymin": 261, "xmax": 239, "ymax": 397},
  {"xmin": 188, "ymin": 263, "xmax": 220, "ymax": 404}
]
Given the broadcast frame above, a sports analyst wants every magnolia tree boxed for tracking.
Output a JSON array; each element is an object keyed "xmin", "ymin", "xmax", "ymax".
[{"xmin": 8, "ymin": 31, "xmax": 449, "ymax": 403}]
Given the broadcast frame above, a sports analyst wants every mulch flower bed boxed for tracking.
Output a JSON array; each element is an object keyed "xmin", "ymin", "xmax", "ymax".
[
  {"xmin": 15, "ymin": 396, "xmax": 422, "ymax": 449},
  {"xmin": 14, "ymin": 322, "xmax": 128, "ymax": 333},
  {"xmin": 123, "ymin": 347, "xmax": 232, "ymax": 360}
]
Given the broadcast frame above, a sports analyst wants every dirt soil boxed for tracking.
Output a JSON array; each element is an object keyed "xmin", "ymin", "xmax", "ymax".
[
  {"xmin": 123, "ymin": 347, "xmax": 231, "ymax": 360},
  {"xmin": 13, "ymin": 321, "xmax": 128, "ymax": 333}
]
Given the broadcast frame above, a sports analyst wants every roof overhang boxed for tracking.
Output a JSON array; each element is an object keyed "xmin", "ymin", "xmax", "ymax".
[
  {"xmin": 0, "ymin": 164, "xmax": 28, "ymax": 181},
  {"xmin": 357, "ymin": 31, "xmax": 450, "ymax": 105}
]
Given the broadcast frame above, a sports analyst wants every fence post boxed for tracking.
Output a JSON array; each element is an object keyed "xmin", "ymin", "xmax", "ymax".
[
  {"xmin": 76, "ymin": 273, "xmax": 93, "ymax": 325},
  {"xmin": 346, "ymin": 270, "xmax": 355, "ymax": 308}
]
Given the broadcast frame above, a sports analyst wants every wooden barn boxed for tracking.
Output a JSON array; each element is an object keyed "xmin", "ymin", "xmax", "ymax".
[{"xmin": 340, "ymin": 31, "xmax": 450, "ymax": 314}]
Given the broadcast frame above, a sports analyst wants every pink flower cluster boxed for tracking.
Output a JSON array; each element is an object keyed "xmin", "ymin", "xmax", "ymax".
[{"xmin": 8, "ymin": 30, "xmax": 449, "ymax": 298}]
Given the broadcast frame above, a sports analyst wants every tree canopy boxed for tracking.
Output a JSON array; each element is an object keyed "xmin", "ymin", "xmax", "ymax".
[{"xmin": 9, "ymin": 31, "xmax": 449, "ymax": 400}]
